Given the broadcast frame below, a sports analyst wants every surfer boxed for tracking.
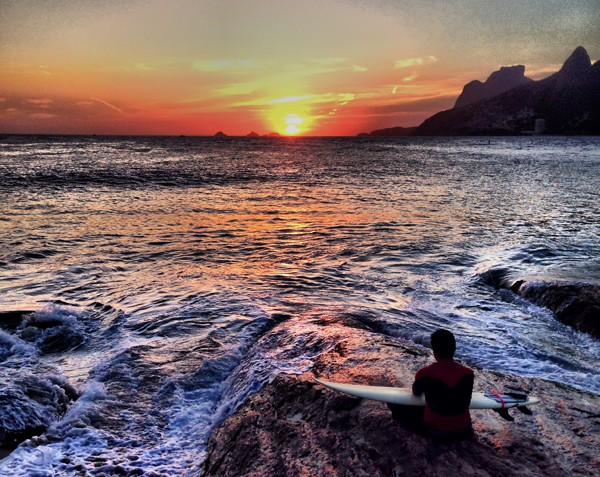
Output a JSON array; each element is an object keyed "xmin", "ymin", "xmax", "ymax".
[{"xmin": 390, "ymin": 329, "xmax": 474, "ymax": 439}]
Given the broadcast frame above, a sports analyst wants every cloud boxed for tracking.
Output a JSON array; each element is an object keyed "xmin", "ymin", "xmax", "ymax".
[
  {"xmin": 393, "ymin": 56, "xmax": 437, "ymax": 69},
  {"xmin": 30, "ymin": 113, "xmax": 56, "ymax": 119},
  {"xmin": 0, "ymin": 98, "xmax": 5, "ymax": 102},
  {"xmin": 337, "ymin": 93, "xmax": 355, "ymax": 105},
  {"xmin": 89, "ymin": 97, "xmax": 123, "ymax": 113},
  {"xmin": 268, "ymin": 96, "xmax": 314, "ymax": 104},
  {"xmin": 402, "ymin": 73, "xmax": 418, "ymax": 82},
  {"xmin": 192, "ymin": 59, "xmax": 262, "ymax": 72},
  {"xmin": 353, "ymin": 65, "xmax": 368, "ymax": 72},
  {"xmin": 26, "ymin": 98, "xmax": 53, "ymax": 108}
]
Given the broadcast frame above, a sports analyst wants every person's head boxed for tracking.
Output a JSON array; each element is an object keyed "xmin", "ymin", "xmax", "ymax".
[{"xmin": 431, "ymin": 329, "xmax": 456, "ymax": 360}]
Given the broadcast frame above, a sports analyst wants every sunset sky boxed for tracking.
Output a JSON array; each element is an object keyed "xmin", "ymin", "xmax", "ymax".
[{"xmin": 1, "ymin": 0, "xmax": 598, "ymax": 136}]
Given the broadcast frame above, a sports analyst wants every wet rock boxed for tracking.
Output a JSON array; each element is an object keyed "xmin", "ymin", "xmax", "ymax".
[
  {"xmin": 0, "ymin": 373, "xmax": 79, "ymax": 448},
  {"xmin": 511, "ymin": 281, "xmax": 600, "ymax": 339},
  {"xmin": 0, "ymin": 310, "xmax": 35, "ymax": 331},
  {"xmin": 203, "ymin": 328, "xmax": 600, "ymax": 476}
]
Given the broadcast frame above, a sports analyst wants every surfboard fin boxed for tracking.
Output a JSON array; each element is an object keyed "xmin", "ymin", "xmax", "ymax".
[
  {"xmin": 494, "ymin": 408, "xmax": 514, "ymax": 421},
  {"xmin": 517, "ymin": 406, "xmax": 533, "ymax": 415}
]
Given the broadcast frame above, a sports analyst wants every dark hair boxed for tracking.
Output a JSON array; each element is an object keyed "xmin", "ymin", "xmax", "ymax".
[{"xmin": 431, "ymin": 329, "xmax": 456, "ymax": 359}]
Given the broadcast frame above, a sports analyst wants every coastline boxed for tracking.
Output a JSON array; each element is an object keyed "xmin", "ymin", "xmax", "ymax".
[{"xmin": 202, "ymin": 316, "xmax": 600, "ymax": 476}]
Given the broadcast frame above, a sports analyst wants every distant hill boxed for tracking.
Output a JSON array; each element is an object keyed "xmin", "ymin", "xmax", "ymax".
[
  {"xmin": 454, "ymin": 65, "xmax": 533, "ymax": 108},
  {"xmin": 412, "ymin": 47, "xmax": 600, "ymax": 136},
  {"xmin": 356, "ymin": 126, "xmax": 417, "ymax": 137},
  {"xmin": 214, "ymin": 131, "xmax": 228, "ymax": 137},
  {"xmin": 246, "ymin": 131, "xmax": 260, "ymax": 137}
]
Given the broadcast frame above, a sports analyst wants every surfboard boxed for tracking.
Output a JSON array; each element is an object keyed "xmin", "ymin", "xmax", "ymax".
[{"xmin": 314, "ymin": 378, "xmax": 539, "ymax": 410}]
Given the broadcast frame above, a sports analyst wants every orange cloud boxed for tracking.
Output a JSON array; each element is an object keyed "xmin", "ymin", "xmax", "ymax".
[{"xmin": 393, "ymin": 56, "xmax": 437, "ymax": 69}]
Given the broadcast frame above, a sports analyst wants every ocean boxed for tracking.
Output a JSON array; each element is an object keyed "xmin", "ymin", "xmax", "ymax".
[{"xmin": 1, "ymin": 135, "xmax": 599, "ymax": 475}]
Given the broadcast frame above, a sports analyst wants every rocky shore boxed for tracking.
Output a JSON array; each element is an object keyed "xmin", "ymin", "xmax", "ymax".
[
  {"xmin": 510, "ymin": 281, "xmax": 600, "ymax": 339},
  {"xmin": 202, "ymin": 317, "xmax": 600, "ymax": 476}
]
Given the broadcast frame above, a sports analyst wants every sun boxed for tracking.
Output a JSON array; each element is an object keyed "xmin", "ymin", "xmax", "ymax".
[
  {"xmin": 283, "ymin": 114, "xmax": 304, "ymax": 135},
  {"xmin": 285, "ymin": 125, "xmax": 300, "ymax": 134}
]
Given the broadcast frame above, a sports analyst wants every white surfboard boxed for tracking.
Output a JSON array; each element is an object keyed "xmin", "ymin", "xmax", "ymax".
[{"xmin": 314, "ymin": 378, "xmax": 539, "ymax": 410}]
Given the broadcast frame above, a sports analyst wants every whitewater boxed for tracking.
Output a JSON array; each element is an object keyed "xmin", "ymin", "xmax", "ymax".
[{"xmin": 1, "ymin": 135, "xmax": 599, "ymax": 475}]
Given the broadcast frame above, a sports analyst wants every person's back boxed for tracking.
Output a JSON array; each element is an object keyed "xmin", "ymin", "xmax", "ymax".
[{"xmin": 412, "ymin": 329, "xmax": 474, "ymax": 436}]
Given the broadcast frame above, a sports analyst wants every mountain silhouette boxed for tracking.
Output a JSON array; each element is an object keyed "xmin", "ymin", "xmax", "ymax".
[
  {"xmin": 454, "ymin": 65, "xmax": 533, "ymax": 108},
  {"xmin": 412, "ymin": 47, "xmax": 600, "ymax": 136},
  {"xmin": 356, "ymin": 126, "xmax": 416, "ymax": 137}
]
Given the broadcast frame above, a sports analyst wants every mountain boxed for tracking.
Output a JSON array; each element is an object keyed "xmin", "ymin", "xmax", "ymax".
[
  {"xmin": 214, "ymin": 131, "xmax": 228, "ymax": 137},
  {"xmin": 356, "ymin": 126, "xmax": 417, "ymax": 137},
  {"xmin": 246, "ymin": 131, "xmax": 260, "ymax": 137},
  {"xmin": 412, "ymin": 47, "xmax": 600, "ymax": 136},
  {"xmin": 454, "ymin": 65, "xmax": 533, "ymax": 108}
]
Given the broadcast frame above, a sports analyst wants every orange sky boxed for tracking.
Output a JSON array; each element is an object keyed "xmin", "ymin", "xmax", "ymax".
[{"xmin": 1, "ymin": 0, "xmax": 598, "ymax": 136}]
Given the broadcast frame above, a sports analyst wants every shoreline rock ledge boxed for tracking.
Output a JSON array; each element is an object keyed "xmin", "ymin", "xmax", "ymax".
[
  {"xmin": 510, "ymin": 281, "xmax": 600, "ymax": 339},
  {"xmin": 202, "ymin": 317, "xmax": 600, "ymax": 476}
]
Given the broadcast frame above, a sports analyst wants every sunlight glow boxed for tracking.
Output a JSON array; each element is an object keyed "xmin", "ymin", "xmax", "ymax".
[{"xmin": 283, "ymin": 114, "xmax": 304, "ymax": 134}]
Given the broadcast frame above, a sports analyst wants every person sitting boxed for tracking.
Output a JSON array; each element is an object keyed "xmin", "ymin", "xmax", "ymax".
[
  {"xmin": 389, "ymin": 329, "xmax": 474, "ymax": 439},
  {"xmin": 413, "ymin": 329, "xmax": 474, "ymax": 438}
]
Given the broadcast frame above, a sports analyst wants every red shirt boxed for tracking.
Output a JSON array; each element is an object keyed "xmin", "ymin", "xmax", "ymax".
[{"xmin": 413, "ymin": 359, "xmax": 474, "ymax": 432}]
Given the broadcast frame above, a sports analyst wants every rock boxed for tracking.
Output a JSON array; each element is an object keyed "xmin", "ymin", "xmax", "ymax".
[
  {"xmin": 214, "ymin": 131, "xmax": 228, "ymax": 137},
  {"xmin": 356, "ymin": 127, "xmax": 417, "ymax": 137},
  {"xmin": 246, "ymin": 131, "xmax": 260, "ymax": 137},
  {"xmin": 454, "ymin": 65, "xmax": 533, "ymax": 109},
  {"xmin": 0, "ymin": 373, "xmax": 79, "ymax": 449},
  {"xmin": 202, "ymin": 321, "xmax": 600, "ymax": 476},
  {"xmin": 267, "ymin": 132, "xmax": 282, "ymax": 137},
  {"xmin": 0, "ymin": 310, "xmax": 34, "ymax": 331},
  {"xmin": 557, "ymin": 46, "xmax": 593, "ymax": 82},
  {"xmin": 512, "ymin": 281, "xmax": 600, "ymax": 339},
  {"xmin": 412, "ymin": 46, "xmax": 600, "ymax": 136}
]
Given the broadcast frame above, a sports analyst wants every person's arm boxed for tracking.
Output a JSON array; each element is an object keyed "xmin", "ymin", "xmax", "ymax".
[{"xmin": 412, "ymin": 370, "xmax": 424, "ymax": 396}]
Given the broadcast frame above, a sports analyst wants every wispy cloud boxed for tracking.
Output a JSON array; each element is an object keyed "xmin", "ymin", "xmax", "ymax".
[
  {"xmin": 394, "ymin": 56, "xmax": 437, "ymax": 69},
  {"xmin": 353, "ymin": 65, "xmax": 368, "ymax": 72},
  {"xmin": 89, "ymin": 97, "xmax": 123, "ymax": 113},
  {"xmin": 26, "ymin": 98, "xmax": 53, "ymax": 108},
  {"xmin": 337, "ymin": 93, "xmax": 354, "ymax": 105},
  {"xmin": 30, "ymin": 113, "xmax": 56, "ymax": 119},
  {"xmin": 268, "ymin": 96, "xmax": 313, "ymax": 104},
  {"xmin": 0, "ymin": 98, "xmax": 5, "ymax": 102}
]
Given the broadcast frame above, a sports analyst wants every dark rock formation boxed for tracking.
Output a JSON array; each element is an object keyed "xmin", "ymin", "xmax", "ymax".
[
  {"xmin": 266, "ymin": 132, "xmax": 282, "ymax": 137},
  {"xmin": 412, "ymin": 47, "xmax": 600, "ymax": 136},
  {"xmin": 454, "ymin": 65, "xmax": 533, "ymax": 109},
  {"xmin": 356, "ymin": 127, "xmax": 417, "ymax": 137},
  {"xmin": 214, "ymin": 131, "xmax": 228, "ymax": 137},
  {"xmin": 0, "ymin": 310, "xmax": 34, "ymax": 331},
  {"xmin": 246, "ymin": 131, "xmax": 260, "ymax": 137},
  {"xmin": 0, "ymin": 373, "xmax": 79, "ymax": 449},
  {"xmin": 203, "ymin": 322, "xmax": 600, "ymax": 476},
  {"xmin": 510, "ymin": 281, "xmax": 600, "ymax": 339}
]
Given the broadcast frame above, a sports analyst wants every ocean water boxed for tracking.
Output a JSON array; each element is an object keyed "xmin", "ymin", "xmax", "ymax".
[{"xmin": 1, "ymin": 135, "xmax": 599, "ymax": 475}]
